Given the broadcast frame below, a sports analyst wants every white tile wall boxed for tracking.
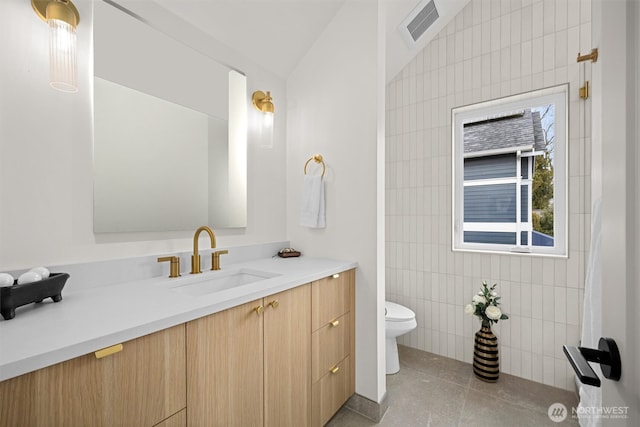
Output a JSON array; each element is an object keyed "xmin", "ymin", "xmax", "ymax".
[{"xmin": 385, "ymin": 0, "xmax": 592, "ymax": 390}]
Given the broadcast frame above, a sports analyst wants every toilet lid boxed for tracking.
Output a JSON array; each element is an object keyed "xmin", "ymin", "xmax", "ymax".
[{"xmin": 385, "ymin": 301, "xmax": 415, "ymax": 322}]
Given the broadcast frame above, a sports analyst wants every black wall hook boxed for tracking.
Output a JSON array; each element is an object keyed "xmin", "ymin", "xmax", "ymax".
[{"xmin": 563, "ymin": 337, "xmax": 621, "ymax": 387}]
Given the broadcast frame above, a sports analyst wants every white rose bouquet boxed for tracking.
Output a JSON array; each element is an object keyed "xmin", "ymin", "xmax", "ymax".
[{"xmin": 464, "ymin": 281, "xmax": 509, "ymax": 326}]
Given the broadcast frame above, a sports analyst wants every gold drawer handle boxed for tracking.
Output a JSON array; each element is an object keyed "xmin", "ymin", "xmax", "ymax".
[
  {"xmin": 330, "ymin": 319, "xmax": 340, "ymax": 327},
  {"xmin": 332, "ymin": 273, "xmax": 340, "ymax": 279},
  {"xmin": 330, "ymin": 365, "xmax": 340, "ymax": 374},
  {"xmin": 95, "ymin": 344, "xmax": 123, "ymax": 359},
  {"xmin": 268, "ymin": 299, "xmax": 279, "ymax": 309},
  {"xmin": 254, "ymin": 305, "xmax": 264, "ymax": 315}
]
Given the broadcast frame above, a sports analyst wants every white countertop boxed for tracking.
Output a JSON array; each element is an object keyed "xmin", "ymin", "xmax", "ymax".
[{"xmin": 0, "ymin": 256, "xmax": 357, "ymax": 382}]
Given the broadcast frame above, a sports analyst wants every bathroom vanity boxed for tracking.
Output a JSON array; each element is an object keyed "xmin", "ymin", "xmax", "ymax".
[{"xmin": 0, "ymin": 257, "xmax": 356, "ymax": 427}]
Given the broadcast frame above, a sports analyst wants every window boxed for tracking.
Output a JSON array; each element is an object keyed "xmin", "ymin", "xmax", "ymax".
[{"xmin": 452, "ymin": 85, "xmax": 568, "ymax": 256}]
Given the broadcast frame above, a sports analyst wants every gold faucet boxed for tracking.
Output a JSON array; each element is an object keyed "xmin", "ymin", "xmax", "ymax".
[
  {"xmin": 191, "ymin": 226, "xmax": 216, "ymax": 274},
  {"xmin": 157, "ymin": 256, "xmax": 181, "ymax": 278},
  {"xmin": 212, "ymin": 250, "xmax": 228, "ymax": 270}
]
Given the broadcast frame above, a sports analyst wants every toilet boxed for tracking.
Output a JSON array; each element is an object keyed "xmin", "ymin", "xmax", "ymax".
[{"xmin": 385, "ymin": 301, "xmax": 417, "ymax": 375}]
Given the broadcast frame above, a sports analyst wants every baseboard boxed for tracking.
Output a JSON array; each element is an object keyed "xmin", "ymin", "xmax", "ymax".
[{"xmin": 344, "ymin": 392, "xmax": 389, "ymax": 423}]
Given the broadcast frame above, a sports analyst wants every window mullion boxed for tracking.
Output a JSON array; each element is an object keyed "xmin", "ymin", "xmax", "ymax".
[
  {"xmin": 516, "ymin": 151, "xmax": 522, "ymax": 246},
  {"xmin": 528, "ymin": 154, "xmax": 533, "ymax": 247}
]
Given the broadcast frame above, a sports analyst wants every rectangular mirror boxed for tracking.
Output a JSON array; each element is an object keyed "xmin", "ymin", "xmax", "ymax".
[{"xmin": 93, "ymin": 0, "xmax": 247, "ymax": 233}]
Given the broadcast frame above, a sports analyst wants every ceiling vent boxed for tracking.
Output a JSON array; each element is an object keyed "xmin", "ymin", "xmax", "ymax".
[{"xmin": 398, "ymin": 0, "xmax": 439, "ymax": 47}]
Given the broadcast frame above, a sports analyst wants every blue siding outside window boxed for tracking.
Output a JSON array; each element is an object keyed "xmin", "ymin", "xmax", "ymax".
[
  {"xmin": 532, "ymin": 231, "xmax": 554, "ymax": 246},
  {"xmin": 465, "ymin": 231, "xmax": 516, "ymax": 245},
  {"xmin": 463, "ymin": 152, "xmax": 539, "ymax": 247},
  {"xmin": 464, "ymin": 154, "xmax": 517, "ymax": 180},
  {"xmin": 521, "ymin": 157, "xmax": 530, "ymax": 179},
  {"xmin": 521, "ymin": 185, "xmax": 529, "ymax": 222},
  {"xmin": 464, "ymin": 184, "xmax": 516, "ymax": 222}
]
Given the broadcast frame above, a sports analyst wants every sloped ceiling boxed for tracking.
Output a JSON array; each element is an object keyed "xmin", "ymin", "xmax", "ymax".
[
  {"xmin": 153, "ymin": 0, "xmax": 347, "ymax": 80},
  {"xmin": 384, "ymin": 0, "xmax": 470, "ymax": 81},
  {"xmin": 108, "ymin": 0, "xmax": 471, "ymax": 82}
]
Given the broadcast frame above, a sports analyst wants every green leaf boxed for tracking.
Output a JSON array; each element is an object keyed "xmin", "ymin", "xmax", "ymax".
[{"xmin": 500, "ymin": 314, "xmax": 509, "ymax": 320}]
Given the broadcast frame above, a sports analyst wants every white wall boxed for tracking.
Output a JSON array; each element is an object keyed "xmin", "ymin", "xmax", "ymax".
[
  {"xmin": 286, "ymin": 0, "xmax": 386, "ymax": 403},
  {"xmin": 594, "ymin": 0, "xmax": 640, "ymax": 419},
  {"xmin": 635, "ymin": 0, "xmax": 640, "ymax": 410},
  {"xmin": 386, "ymin": 0, "xmax": 592, "ymax": 391},
  {"xmin": 0, "ymin": 0, "xmax": 287, "ymax": 271}
]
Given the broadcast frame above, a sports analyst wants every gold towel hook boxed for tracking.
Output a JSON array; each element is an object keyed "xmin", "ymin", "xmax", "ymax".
[
  {"xmin": 577, "ymin": 48, "xmax": 598, "ymax": 63},
  {"xmin": 304, "ymin": 154, "xmax": 326, "ymax": 177}
]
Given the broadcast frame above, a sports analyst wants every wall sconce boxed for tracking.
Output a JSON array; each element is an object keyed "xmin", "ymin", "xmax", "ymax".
[
  {"xmin": 32, "ymin": 0, "xmax": 80, "ymax": 93},
  {"xmin": 252, "ymin": 90, "xmax": 274, "ymax": 127}
]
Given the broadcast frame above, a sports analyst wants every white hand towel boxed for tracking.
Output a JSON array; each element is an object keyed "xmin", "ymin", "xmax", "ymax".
[{"xmin": 300, "ymin": 175, "xmax": 325, "ymax": 228}]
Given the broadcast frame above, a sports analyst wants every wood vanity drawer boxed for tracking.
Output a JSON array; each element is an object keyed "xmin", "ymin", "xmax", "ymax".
[
  {"xmin": 312, "ymin": 312, "xmax": 350, "ymax": 383},
  {"xmin": 311, "ymin": 270, "xmax": 353, "ymax": 331},
  {"xmin": 154, "ymin": 409, "xmax": 186, "ymax": 427},
  {"xmin": 311, "ymin": 356, "xmax": 351, "ymax": 427},
  {"xmin": 0, "ymin": 325, "xmax": 186, "ymax": 427}
]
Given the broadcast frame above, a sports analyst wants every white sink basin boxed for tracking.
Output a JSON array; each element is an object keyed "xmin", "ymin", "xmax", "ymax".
[{"xmin": 168, "ymin": 268, "xmax": 280, "ymax": 297}]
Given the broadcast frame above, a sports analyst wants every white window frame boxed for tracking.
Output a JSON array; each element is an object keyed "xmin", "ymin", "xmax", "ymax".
[{"xmin": 452, "ymin": 85, "xmax": 568, "ymax": 257}]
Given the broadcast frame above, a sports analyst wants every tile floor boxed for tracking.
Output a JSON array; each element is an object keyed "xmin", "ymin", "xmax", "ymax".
[{"xmin": 328, "ymin": 345, "xmax": 579, "ymax": 427}]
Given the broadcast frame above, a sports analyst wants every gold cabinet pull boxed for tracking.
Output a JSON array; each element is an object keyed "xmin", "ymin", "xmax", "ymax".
[
  {"xmin": 95, "ymin": 344, "xmax": 123, "ymax": 359},
  {"xmin": 330, "ymin": 319, "xmax": 340, "ymax": 327},
  {"xmin": 253, "ymin": 305, "xmax": 264, "ymax": 315},
  {"xmin": 332, "ymin": 273, "xmax": 340, "ymax": 279},
  {"xmin": 330, "ymin": 365, "xmax": 340, "ymax": 374},
  {"xmin": 268, "ymin": 299, "xmax": 279, "ymax": 309}
]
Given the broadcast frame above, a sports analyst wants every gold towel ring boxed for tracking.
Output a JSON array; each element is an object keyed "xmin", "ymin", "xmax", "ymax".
[{"xmin": 304, "ymin": 154, "xmax": 326, "ymax": 177}]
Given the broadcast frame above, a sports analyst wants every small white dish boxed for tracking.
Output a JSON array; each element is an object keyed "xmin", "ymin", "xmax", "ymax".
[
  {"xmin": 29, "ymin": 266, "xmax": 50, "ymax": 279},
  {"xmin": 0, "ymin": 273, "xmax": 14, "ymax": 287},
  {"xmin": 17, "ymin": 271, "xmax": 43, "ymax": 285}
]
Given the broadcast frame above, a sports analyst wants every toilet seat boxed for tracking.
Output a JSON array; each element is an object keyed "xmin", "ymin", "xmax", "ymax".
[{"xmin": 385, "ymin": 301, "xmax": 415, "ymax": 322}]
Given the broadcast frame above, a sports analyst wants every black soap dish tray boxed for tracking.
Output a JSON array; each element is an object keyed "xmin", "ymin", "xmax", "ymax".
[{"xmin": 0, "ymin": 273, "xmax": 70, "ymax": 320}]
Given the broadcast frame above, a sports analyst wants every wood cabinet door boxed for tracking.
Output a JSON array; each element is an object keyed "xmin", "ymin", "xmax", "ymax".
[
  {"xmin": 0, "ymin": 324, "xmax": 186, "ymax": 427},
  {"xmin": 102, "ymin": 324, "xmax": 186, "ymax": 426},
  {"xmin": 186, "ymin": 299, "xmax": 264, "ymax": 427},
  {"xmin": 0, "ymin": 349, "xmax": 103, "ymax": 427},
  {"xmin": 263, "ymin": 284, "xmax": 311, "ymax": 427}
]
